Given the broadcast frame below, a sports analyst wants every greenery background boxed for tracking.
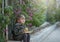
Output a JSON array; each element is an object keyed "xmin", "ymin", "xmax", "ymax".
[{"xmin": 0, "ymin": 0, "xmax": 60, "ymax": 42}]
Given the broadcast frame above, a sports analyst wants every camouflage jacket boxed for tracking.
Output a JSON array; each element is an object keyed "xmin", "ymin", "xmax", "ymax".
[{"xmin": 12, "ymin": 23, "xmax": 26, "ymax": 40}]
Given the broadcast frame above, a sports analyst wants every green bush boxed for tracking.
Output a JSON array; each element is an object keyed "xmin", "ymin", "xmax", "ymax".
[
  {"xmin": 0, "ymin": 6, "xmax": 14, "ymax": 41},
  {"xmin": 32, "ymin": 13, "xmax": 46, "ymax": 27},
  {"xmin": 56, "ymin": 8, "xmax": 60, "ymax": 21},
  {"xmin": 47, "ymin": 14, "xmax": 56, "ymax": 24},
  {"xmin": 0, "ymin": 14, "xmax": 5, "ymax": 42},
  {"xmin": 0, "ymin": 0, "xmax": 2, "ymax": 4}
]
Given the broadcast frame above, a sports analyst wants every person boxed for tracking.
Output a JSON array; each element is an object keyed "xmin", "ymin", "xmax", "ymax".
[{"xmin": 12, "ymin": 15, "xmax": 32, "ymax": 42}]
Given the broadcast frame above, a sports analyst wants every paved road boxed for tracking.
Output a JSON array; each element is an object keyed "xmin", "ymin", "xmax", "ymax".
[
  {"xmin": 30, "ymin": 24, "xmax": 57, "ymax": 42},
  {"xmin": 41, "ymin": 27, "xmax": 60, "ymax": 42}
]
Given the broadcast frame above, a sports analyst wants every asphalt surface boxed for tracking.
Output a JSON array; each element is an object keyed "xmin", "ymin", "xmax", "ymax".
[{"xmin": 41, "ymin": 27, "xmax": 60, "ymax": 42}]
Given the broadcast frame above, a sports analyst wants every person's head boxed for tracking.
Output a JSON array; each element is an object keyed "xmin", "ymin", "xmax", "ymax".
[{"xmin": 16, "ymin": 15, "xmax": 25, "ymax": 24}]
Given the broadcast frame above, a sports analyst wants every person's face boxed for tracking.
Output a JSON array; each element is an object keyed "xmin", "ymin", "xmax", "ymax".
[{"xmin": 18, "ymin": 17, "xmax": 25, "ymax": 24}]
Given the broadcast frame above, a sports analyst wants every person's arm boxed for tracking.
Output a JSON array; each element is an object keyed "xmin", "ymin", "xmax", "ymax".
[
  {"xmin": 13, "ymin": 25, "xmax": 24, "ymax": 35},
  {"xmin": 24, "ymin": 27, "xmax": 33, "ymax": 33}
]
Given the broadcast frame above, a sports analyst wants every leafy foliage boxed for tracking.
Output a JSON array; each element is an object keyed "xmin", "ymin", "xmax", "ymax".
[
  {"xmin": 0, "ymin": 6, "xmax": 14, "ymax": 42},
  {"xmin": 0, "ymin": 0, "xmax": 2, "ymax": 4},
  {"xmin": 1, "ymin": 0, "xmax": 60, "ymax": 41}
]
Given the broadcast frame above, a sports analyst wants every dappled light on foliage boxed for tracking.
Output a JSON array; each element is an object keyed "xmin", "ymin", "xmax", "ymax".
[{"xmin": 0, "ymin": 0, "xmax": 60, "ymax": 42}]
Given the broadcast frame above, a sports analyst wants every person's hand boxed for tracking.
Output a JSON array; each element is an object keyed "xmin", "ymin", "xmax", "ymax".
[
  {"xmin": 24, "ymin": 31, "xmax": 32, "ymax": 33},
  {"xmin": 24, "ymin": 27, "xmax": 34, "ymax": 33},
  {"xmin": 24, "ymin": 27, "xmax": 32, "ymax": 33},
  {"xmin": 24, "ymin": 27, "xmax": 29, "ymax": 33}
]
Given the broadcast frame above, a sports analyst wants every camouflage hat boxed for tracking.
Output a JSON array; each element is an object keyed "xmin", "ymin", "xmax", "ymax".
[{"xmin": 20, "ymin": 15, "xmax": 25, "ymax": 19}]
